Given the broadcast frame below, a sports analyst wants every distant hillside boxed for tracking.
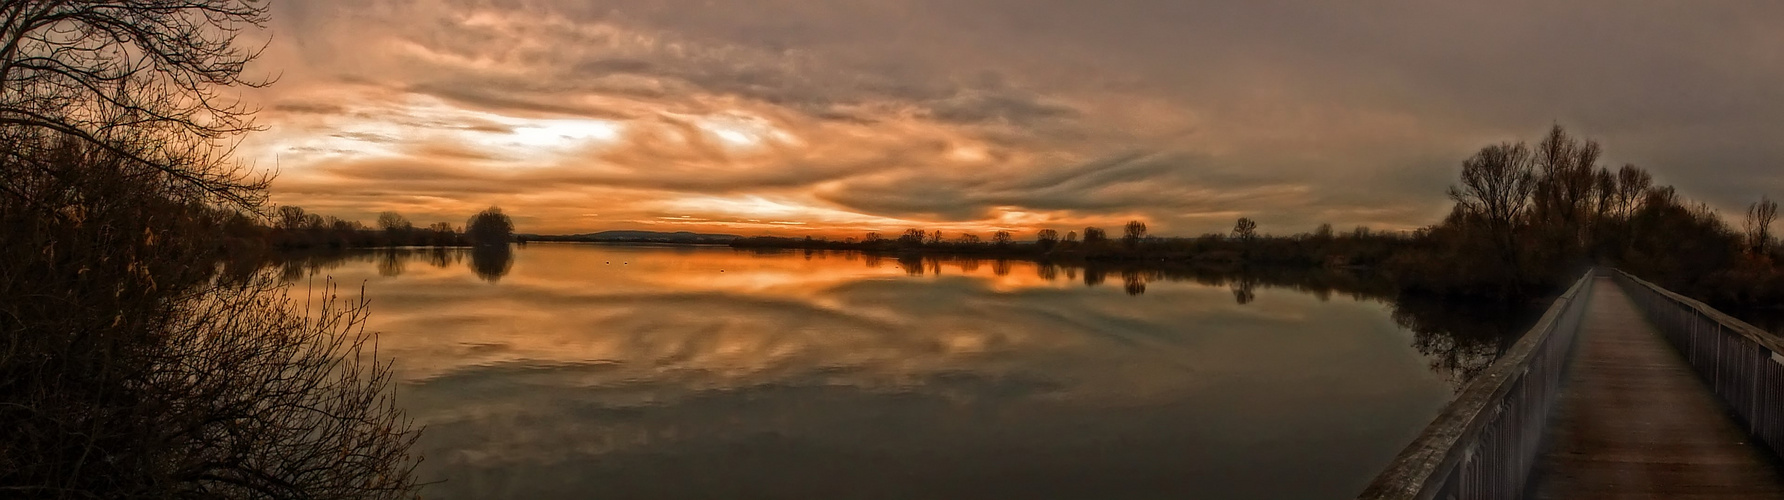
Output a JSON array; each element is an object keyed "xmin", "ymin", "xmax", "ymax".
[{"xmin": 524, "ymin": 230, "xmax": 742, "ymax": 244}]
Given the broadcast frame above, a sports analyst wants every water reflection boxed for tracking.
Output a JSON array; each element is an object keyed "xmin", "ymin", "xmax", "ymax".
[
  {"xmin": 469, "ymin": 245, "xmax": 514, "ymax": 283},
  {"xmin": 273, "ymin": 246, "xmax": 514, "ymax": 284},
  {"xmin": 1393, "ymin": 297, "xmax": 1542, "ymax": 386},
  {"xmin": 1232, "ymin": 279, "xmax": 1257, "ymax": 305},
  {"xmin": 266, "ymin": 243, "xmax": 1533, "ymax": 500}
]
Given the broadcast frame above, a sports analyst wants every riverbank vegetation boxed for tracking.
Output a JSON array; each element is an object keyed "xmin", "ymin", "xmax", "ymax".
[
  {"xmin": 0, "ymin": 1, "xmax": 422, "ymax": 497},
  {"xmin": 731, "ymin": 221, "xmax": 1410, "ymax": 269},
  {"xmin": 261, "ymin": 205, "xmax": 515, "ymax": 250},
  {"xmin": 730, "ymin": 126, "xmax": 1782, "ymax": 308}
]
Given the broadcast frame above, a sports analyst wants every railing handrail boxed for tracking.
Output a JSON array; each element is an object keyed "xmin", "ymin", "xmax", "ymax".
[
  {"xmin": 1357, "ymin": 270, "xmax": 1595, "ymax": 500},
  {"xmin": 1612, "ymin": 269, "xmax": 1784, "ymax": 357}
]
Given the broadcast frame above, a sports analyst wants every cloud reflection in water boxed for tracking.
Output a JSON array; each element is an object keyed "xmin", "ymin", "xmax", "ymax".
[{"xmin": 294, "ymin": 243, "xmax": 1461, "ymax": 499}]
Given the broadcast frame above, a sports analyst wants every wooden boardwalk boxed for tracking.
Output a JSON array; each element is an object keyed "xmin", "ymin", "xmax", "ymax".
[{"xmin": 1529, "ymin": 277, "xmax": 1784, "ymax": 499}]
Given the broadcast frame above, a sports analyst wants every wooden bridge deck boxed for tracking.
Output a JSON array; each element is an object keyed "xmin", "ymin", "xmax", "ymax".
[{"xmin": 1528, "ymin": 277, "xmax": 1784, "ymax": 499}]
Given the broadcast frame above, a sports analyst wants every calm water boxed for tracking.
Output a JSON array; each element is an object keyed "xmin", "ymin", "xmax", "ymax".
[{"xmin": 278, "ymin": 243, "xmax": 1512, "ymax": 499}]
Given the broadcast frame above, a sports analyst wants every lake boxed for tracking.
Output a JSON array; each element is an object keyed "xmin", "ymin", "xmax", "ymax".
[{"xmin": 275, "ymin": 242, "xmax": 1520, "ymax": 499}]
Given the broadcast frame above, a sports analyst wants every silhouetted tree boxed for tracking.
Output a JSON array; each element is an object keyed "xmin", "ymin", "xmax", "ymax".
[
  {"xmin": 1083, "ymin": 227, "xmax": 1108, "ymax": 244},
  {"xmin": 276, "ymin": 206, "xmax": 309, "ymax": 231},
  {"xmin": 1123, "ymin": 220, "xmax": 1148, "ymax": 248},
  {"xmin": 377, "ymin": 211, "xmax": 412, "ymax": 235},
  {"xmin": 992, "ymin": 230, "xmax": 1013, "ymax": 247},
  {"xmin": 1232, "ymin": 218, "xmax": 1258, "ymax": 240},
  {"xmin": 1748, "ymin": 196, "xmax": 1778, "ymax": 255},
  {"xmin": 900, "ymin": 228, "xmax": 928, "ymax": 245},
  {"xmin": 1450, "ymin": 141, "xmax": 1537, "ymax": 286},
  {"xmin": 1064, "ymin": 231, "xmax": 1079, "ymax": 243},
  {"xmin": 466, "ymin": 206, "xmax": 514, "ymax": 247},
  {"xmin": 1614, "ymin": 164, "xmax": 1653, "ymax": 220},
  {"xmin": 1036, "ymin": 229, "xmax": 1060, "ymax": 250}
]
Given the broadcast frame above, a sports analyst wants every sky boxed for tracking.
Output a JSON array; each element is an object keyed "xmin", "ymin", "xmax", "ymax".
[{"xmin": 242, "ymin": 0, "xmax": 1784, "ymax": 237}]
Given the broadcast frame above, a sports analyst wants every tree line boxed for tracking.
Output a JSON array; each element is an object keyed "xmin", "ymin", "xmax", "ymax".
[
  {"xmin": 734, "ymin": 125, "xmax": 1782, "ymax": 308},
  {"xmin": 1392, "ymin": 125, "xmax": 1781, "ymax": 305},
  {"xmin": 264, "ymin": 205, "xmax": 516, "ymax": 249},
  {"xmin": 732, "ymin": 217, "xmax": 1409, "ymax": 269}
]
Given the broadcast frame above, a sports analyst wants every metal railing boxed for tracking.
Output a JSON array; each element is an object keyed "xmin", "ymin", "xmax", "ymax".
[
  {"xmin": 1613, "ymin": 270, "xmax": 1784, "ymax": 458},
  {"xmin": 1357, "ymin": 270, "xmax": 1596, "ymax": 500}
]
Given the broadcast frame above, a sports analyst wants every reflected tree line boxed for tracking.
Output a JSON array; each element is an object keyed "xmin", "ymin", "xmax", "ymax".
[
  {"xmin": 267, "ymin": 246, "xmax": 517, "ymax": 284},
  {"xmin": 733, "ymin": 217, "xmax": 1410, "ymax": 271},
  {"xmin": 744, "ymin": 248, "xmax": 1532, "ymax": 387}
]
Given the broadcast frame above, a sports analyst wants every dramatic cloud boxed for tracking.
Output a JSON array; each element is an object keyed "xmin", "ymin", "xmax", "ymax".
[{"xmin": 243, "ymin": 0, "xmax": 1784, "ymax": 235}]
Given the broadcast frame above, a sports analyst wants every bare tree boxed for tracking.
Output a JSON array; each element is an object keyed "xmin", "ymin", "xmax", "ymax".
[
  {"xmin": 276, "ymin": 205, "xmax": 308, "ymax": 231},
  {"xmin": 2, "ymin": 136, "xmax": 422, "ymax": 498},
  {"xmin": 1450, "ymin": 142, "xmax": 1538, "ymax": 274},
  {"xmin": 1531, "ymin": 125, "xmax": 1600, "ymax": 251},
  {"xmin": 1122, "ymin": 220, "xmax": 1147, "ymax": 248},
  {"xmin": 154, "ymin": 279, "xmax": 422, "ymax": 498},
  {"xmin": 1451, "ymin": 142, "xmax": 1537, "ymax": 234},
  {"xmin": 992, "ymin": 230, "xmax": 1013, "ymax": 246},
  {"xmin": 1748, "ymin": 196, "xmax": 1778, "ymax": 255},
  {"xmin": 377, "ymin": 211, "xmax": 410, "ymax": 233},
  {"xmin": 0, "ymin": 0, "xmax": 274, "ymax": 211},
  {"xmin": 899, "ymin": 228, "xmax": 927, "ymax": 245},
  {"xmin": 1614, "ymin": 164, "xmax": 1652, "ymax": 220},
  {"xmin": 1232, "ymin": 217, "xmax": 1257, "ymax": 240},
  {"xmin": 1036, "ymin": 229, "xmax": 1059, "ymax": 250},
  {"xmin": 1591, "ymin": 168, "xmax": 1616, "ymax": 226}
]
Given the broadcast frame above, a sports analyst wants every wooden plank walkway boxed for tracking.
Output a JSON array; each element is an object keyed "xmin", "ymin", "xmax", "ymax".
[{"xmin": 1529, "ymin": 277, "xmax": 1784, "ymax": 499}]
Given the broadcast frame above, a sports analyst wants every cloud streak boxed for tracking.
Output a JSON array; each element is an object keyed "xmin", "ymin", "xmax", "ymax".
[{"xmin": 245, "ymin": 0, "xmax": 1784, "ymax": 235}]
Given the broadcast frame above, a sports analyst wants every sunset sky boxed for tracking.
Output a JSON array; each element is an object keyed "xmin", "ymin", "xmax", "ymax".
[{"xmin": 243, "ymin": 0, "xmax": 1784, "ymax": 236}]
